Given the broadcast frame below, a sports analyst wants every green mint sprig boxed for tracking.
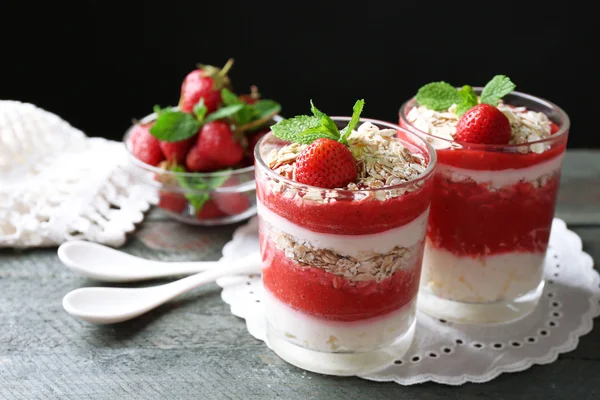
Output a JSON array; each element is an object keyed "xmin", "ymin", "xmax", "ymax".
[
  {"xmin": 415, "ymin": 75, "xmax": 516, "ymax": 117},
  {"xmin": 168, "ymin": 164, "xmax": 232, "ymax": 212},
  {"xmin": 148, "ymin": 88, "xmax": 282, "ymax": 142},
  {"xmin": 271, "ymin": 99, "xmax": 365, "ymax": 145}
]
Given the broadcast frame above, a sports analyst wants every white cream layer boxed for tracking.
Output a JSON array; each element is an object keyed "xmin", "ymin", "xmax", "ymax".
[
  {"xmin": 438, "ymin": 153, "xmax": 564, "ymax": 188},
  {"xmin": 421, "ymin": 241, "xmax": 545, "ymax": 303},
  {"xmin": 264, "ymin": 289, "xmax": 416, "ymax": 353},
  {"xmin": 257, "ymin": 200, "xmax": 428, "ymax": 258}
]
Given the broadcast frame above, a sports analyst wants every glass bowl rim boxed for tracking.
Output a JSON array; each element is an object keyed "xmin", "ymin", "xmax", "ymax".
[
  {"xmin": 399, "ymin": 87, "xmax": 571, "ymax": 151},
  {"xmin": 254, "ymin": 116, "xmax": 437, "ymax": 194}
]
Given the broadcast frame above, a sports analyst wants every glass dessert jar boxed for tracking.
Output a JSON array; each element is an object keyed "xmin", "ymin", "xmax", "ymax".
[
  {"xmin": 254, "ymin": 117, "xmax": 436, "ymax": 375},
  {"xmin": 399, "ymin": 89, "xmax": 570, "ymax": 324}
]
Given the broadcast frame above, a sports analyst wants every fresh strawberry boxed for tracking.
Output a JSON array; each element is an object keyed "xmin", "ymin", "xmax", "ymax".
[
  {"xmin": 158, "ymin": 192, "xmax": 188, "ymax": 214},
  {"xmin": 454, "ymin": 104, "xmax": 511, "ymax": 144},
  {"xmin": 179, "ymin": 59, "xmax": 233, "ymax": 114},
  {"xmin": 196, "ymin": 199, "xmax": 226, "ymax": 220},
  {"xmin": 212, "ymin": 176, "xmax": 250, "ymax": 215},
  {"xmin": 186, "ymin": 121, "xmax": 244, "ymax": 171},
  {"xmin": 295, "ymin": 138, "xmax": 357, "ymax": 189},
  {"xmin": 159, "ymin": 137, "xmax": 195, "ymax": 163},
  {"xmin": 239, "ymin": 85, "xmax": 260, "ymax": 105},
  {"xmin": 130, "ymin": 122, "xmax": 165, "ymax": 166}
]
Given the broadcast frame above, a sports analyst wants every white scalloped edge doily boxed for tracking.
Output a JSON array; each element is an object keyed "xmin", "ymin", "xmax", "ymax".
[
  {"xmin": 0, "ymin": 100, "xmax": 157, "ymax": 248},
  {"xmin": 216, "ymin": 217, "xmax": 599, "ymax": 385}
]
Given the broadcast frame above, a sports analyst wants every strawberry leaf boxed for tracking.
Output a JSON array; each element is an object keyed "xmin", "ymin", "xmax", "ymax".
[
  {"xmin": 416, "ymin": 82, "xmax": 462, "ymax": 111},
  {"xmin": 175, "ymin": 168, "xmax": 233, "ymax": 212},
  {"xmin": 340, "ymin": 99, "xmax": 365, "ymax": 143},
  {"xmin": 481, "ymin": 75, "xmax": 516, "ymax": 106},
  {"xmin": 455, "ymin": 85, "xmax": 479, "ymax": 117},
  {"xmin": 271, "ymin": 115, "xmax": 321, "ymax": 142},
  {"xmin": 204, "ymin": 104, "xmax": 245, "ymax": 123},
  {"xmin": 149, "ymin": 110, "xmax": 201, "ymax": 142}
]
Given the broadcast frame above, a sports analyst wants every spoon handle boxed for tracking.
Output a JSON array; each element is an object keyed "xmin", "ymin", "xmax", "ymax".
[{"xmin": 154, "ymin": 252, "xmax": 261, "ymax": 302}]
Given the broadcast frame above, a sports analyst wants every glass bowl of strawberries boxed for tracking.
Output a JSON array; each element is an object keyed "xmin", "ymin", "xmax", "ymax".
[{"xmin": 124, "ymin": 59, "xmax": 281, "ymax": 225}]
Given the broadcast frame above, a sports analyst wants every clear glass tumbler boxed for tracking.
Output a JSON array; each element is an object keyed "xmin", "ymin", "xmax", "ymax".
[
  {"xmin": 399, "ymin": 89, "xmax": 570, "ymax": 324},
  {"xmin": 254, "ymin": 117, "xmax": 436, "ymax": 375}
]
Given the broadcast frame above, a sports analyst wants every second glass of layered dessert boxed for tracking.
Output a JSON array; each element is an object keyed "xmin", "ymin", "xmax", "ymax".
[
  {"xmin": 399, "ymin": 75, "xmax": 570, "ymax": 324},
  {"xmin": 254, "ymin": 100, "xmax": 436, "ymax": 375}
]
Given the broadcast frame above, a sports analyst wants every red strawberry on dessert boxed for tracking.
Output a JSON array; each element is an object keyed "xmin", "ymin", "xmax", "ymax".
[
  {"xmin": 159, "ymin": 137, "xmax": 195, "ymax": 163},
  {"xmin": 130, "ymin": 122, "xmax": 165, "ymax": 166},
  {"xmin": 454, "ymin": 104, "xmax": 511, "ymax": 145},
  {"xmin": 196, "ymin": 199, "xmax": 226, "ymax": 219},
  {"xmin": 179, "ymin": 59, "xmax": 234, "ymax": 114},
  {"xmin": 186, "ymin": 121, "xmax": 244, "ymax": 171},
  {"xmin": 296, "ymin": 138, "xmax": 358, "ymax": 189}
]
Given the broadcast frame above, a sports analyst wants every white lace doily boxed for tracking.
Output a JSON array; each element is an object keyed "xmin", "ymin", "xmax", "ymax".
[
  {"xmin": 217, "ymin": 217, "xmax": 600, "ymax": 385},
  {"xmin": 0, "ymin": 101, "xmax": 157, "ymax": 248}
]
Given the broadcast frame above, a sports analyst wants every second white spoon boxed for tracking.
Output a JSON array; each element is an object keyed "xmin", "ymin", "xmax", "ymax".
[{"xmin": 58, "ymin": 240, "xmax": 224, "ymax": 282}]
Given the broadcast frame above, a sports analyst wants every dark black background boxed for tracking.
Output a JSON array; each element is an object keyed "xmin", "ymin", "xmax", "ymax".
[{"xmin": 1, "ymin": 1, "xmax": 597, "ymax": 148}]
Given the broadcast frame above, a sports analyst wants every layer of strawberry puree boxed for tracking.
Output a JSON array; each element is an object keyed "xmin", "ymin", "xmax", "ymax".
[
  {"xmin": 260, "ymin": 237, "xmax": 422, "ymax": 322},
  {"xmin": 427, "ymin": 173, "xmax": 561, "ymax": 257},
  {"xmin": 256, "ymin": 178, "xmax": 433, "ymax": 235}
]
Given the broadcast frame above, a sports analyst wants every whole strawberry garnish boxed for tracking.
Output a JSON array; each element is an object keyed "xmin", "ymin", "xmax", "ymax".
[
  {"xmin": 296, "ymin": 138, "xmax": 357, "ymax": 188},
  {"xmin": 159, "ymin": 136, "xmax": 195, "ymax": 163},
  {"xmin": 415, "ymin": 75, "xmax": 517, "ymax": 144},
  {"xmin": 129, "ymin": 122, "xmax": 165, "ymax": 166},
  {"xmin": 271, "ymin": 99, "xmax": 364, "ymax": 189},
  {"xmin": 186, "ymin": 121, "xmax": 244, "ymax": 171},
  {"xmin": 454, "ymin": 104, "xmax": 511, "ymax": 144},
  {"xmin": 179, "ymin": 59, "xmax": 234, "ymax": 114}
]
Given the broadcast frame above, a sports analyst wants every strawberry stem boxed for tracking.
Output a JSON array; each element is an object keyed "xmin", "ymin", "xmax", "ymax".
[{"xmin": 218, "ymin": 58, "xmax": 234, "ymax": 78}]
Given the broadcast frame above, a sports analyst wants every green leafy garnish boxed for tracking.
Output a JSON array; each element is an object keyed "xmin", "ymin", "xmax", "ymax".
[
  {"xmin": 149, "ymin": 110, "xmax": 202, "ymax": 142},
  {"xmin": 193, "ymin": 99, "xmax": 207, "ymax": 121},
  {"xmin": 480, "ymin": 75, "xmax": 516, "ymax": 106},
  {"xmin": 415, "ymin": 75, "xmax": 516, "ymax": 117},
  {"xmin": 455, "ymin": 85, "xmax": 478, "ymax": 116},
  {"xmin": 219, "ymin": 88, "xmax": 281, "ymax": 127},
  {"xmin": 415, "ymin": 82, "xmax": 462, "ymax": 111},
  {"xmin": 172, "ymin": 167, "xmax": 232, "ymax": 212},
  {"xmin": 204, "ymin": 104, "xmax": 246, "ymax": 123},
  {"xmin": 271, "ymin": 99, "xmax": 365, "ymax": 145}
]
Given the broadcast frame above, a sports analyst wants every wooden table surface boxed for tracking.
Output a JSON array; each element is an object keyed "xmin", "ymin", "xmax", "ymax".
[{"xmin": 1, "ymin": 149, "xmax": 599, "ymax": 400}]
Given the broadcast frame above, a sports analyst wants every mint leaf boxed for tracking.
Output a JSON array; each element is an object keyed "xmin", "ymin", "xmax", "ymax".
[
  {"xmin": 149, "ymin": 111, "xmax": 202, "ymax": 142},
  {"xmin": 221, "ymin": 88, "xmax": 242, "ymax": 106},
  {"xmin": 298, "ymin": 126, "xmax": 340, "ymax": 144},
  {"xmin": 455, "ymin": 85, "xmax": 479, "ymax": 117},
  {"xmin": 193, "ymin": 99, "xmax": 207, "ymax": 121},
  {"xmin": 204, "ymin": 104, "xmax": 245, "ymax": 123},
  {"xmin": 340, "ymin": 99, "xmax": 365, "ymax": 143},
  {"xmin": 252, "ymin": 100, "xmax": 281, "ymax": 120},
  {"xmin": 153, "ymin": 104, "xmax": 173, "ymax": 116},
  {"xmin": 415, "ymin": 82, "xmax": 461, "ymax": 111},
  {"xmin": 480, "ymin": 75, "xmax": 516, "ymax": 106},
  {"xmin": 175, "ymin": 168, "xmax": 233, "ymax": 213},
  {"xmin": 310, "ymin": 100, "xmax": 339, "ymax": 139},
  {"xmin": 271, "ymin": 115, "xmax": 321, "ymax": 142}
]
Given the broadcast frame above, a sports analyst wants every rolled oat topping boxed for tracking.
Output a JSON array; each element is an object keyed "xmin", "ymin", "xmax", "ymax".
[
  {"xmin": 269, "ymin": 227, "xmax": 416, "ymax": 283},
  {"xmin": 266, "ymin": 122, "xmax": 427, "ymax": 189},
  {"xmin": 406, "ymin": 100, "xmax": 552, "ymax": 153}
]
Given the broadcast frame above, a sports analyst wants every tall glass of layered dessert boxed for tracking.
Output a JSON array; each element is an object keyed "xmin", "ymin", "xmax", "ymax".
[
  {"xmin": 254, "ymin": 100, "xmax": 436, "ymax": 375},
  {"xmin": 399, "ymin": 75, "xmax": 570, "ymax": 324}
]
